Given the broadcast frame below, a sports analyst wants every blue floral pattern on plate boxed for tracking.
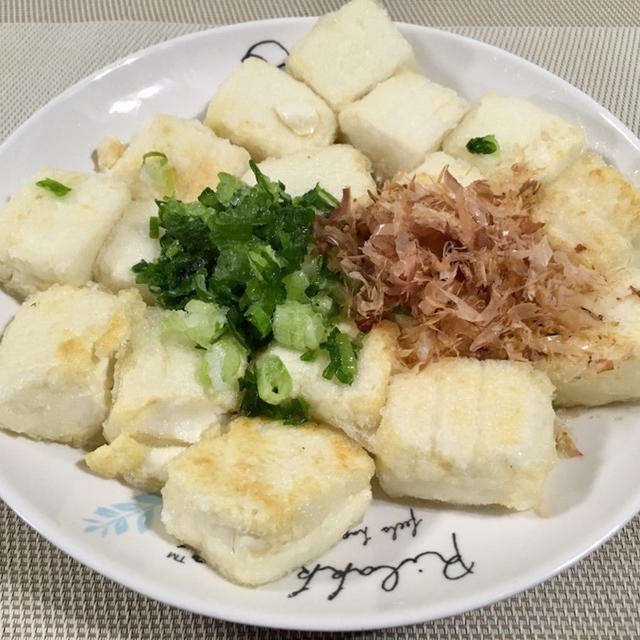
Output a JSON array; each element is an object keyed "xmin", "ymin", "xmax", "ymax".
[{"xmin": 83, "ymin": 493, "xmax": 162, "ymax": 536}]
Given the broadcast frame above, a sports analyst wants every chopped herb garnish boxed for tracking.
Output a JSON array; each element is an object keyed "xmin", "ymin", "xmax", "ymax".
[
  {"xmin": 255, "ymin": 354, "xmax": 293, "ymax": 405},
  {"xmin": 36, "ymin": 178, "xmax": 71, "ymax": 196},
  {"xmin": 133, "ymin": 161, "xmax": 357, "ymax": 422},
  {"xmin": 142, "ymin": 151, "xmax": 169, "ymax": 164},
  {"xmin": 198, "ymin": 335, "xmax": 248, "ymax": 391},
  {"xmin": 133, "ymin": 161, "xmax": 339, "ymax": 352},
  {"xmin": 300, "ymin": 349, "xmax": 318, "ymax": 362},
  {"xmin": 149, "ymin": 216, "xmax": 160, "ymax": 239},
  {"xmin": 141, "ymin": 150, "xmax": 175, "ymax": 196},
  {"xmin": 466, "ymin": 134, "xmax": 499, "ymax": 155},
  {"xmin": 240, "ymin": 365, "xmax": 310, "ymax": 425},
  {"xmin": 272, "ymin": 300, "xmax": 327, "ymax": 352},
  {"xmin": 161, "ymin": 299, "xmax": 227, "ymax": 348},
  {"xmin": 320, "ymin": 328, "xmax": 363, "ymax": 385}
]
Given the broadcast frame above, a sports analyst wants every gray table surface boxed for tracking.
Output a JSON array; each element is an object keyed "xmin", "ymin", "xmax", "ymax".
[{"xmin": 1, "ymin": 2, "xmax": 640, "ymax": 638}]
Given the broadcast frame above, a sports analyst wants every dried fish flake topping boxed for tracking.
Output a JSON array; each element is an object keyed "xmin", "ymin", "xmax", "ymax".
[{"xmin": 314, "ymin": 171, "xmax": 606, "ymax": 368}]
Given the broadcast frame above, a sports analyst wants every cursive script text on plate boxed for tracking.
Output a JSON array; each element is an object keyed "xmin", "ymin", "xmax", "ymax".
[{"xmin": 288, "ymin": 532, "xmax": 474, "ymax": 600}]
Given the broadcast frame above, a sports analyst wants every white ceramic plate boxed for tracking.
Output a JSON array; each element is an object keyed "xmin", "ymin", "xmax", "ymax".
[{"xmin": 1, "ymin": 18, "xmax": 640, "ymax": 632}]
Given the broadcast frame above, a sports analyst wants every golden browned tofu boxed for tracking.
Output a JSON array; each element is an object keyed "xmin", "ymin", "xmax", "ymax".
[
  {"xmin": 96, "ymin": 135, "xmax": 126, "ymax": 171},
  {"xmin": 539, "ymin": 268, "xmax": 640, "ymax": 407},
  {"xmin": 375, "ymin": 358, "xmax": 557, "ymax": 511},
  {"xmin": 339, "ymin": 72, "xmax": 468, "ymax": 179},
  {"xmin": 0, "ymin": 285, "xmax": 144, "ymax": 445},
  {"xmin": 93, "ymin": 199, "xmax": 160, "ymax": 303},
  {"xmin": 108, "ymin": 114, "xmax": 250, "ymax": 201},
  {"xmin": 443, "ymin": 93, "xmax": 585, "ymax": 184},
  {"xmin": 0, "ymin": 168, "xmax": 130, "ymax": 299},
  {"xmin": 406, "ymin": 151, "xmax": 485, "ymax": 187},
  {"xmin": 262, "ymin": 322, "xmax": 398, "ymax": 451},
  {"xmin": 241, "ymin": 145, "xmax": 375, "ymax": 206},
  {"xmin": 532, "ymin": 153, "xmax": 640, "ymax": 274},
  {"xmin": 161, "ymin": 416, "xmax": 374, "ymax": 586},
  {"xmin": 85, "ymin": 433, "xmax": 188, "ymax": 493},
  {"xmin": 286, "ymin": 0, "xmax": 415, "ymax": 111},
  {"xmin": 103, "ymin": 307, "xmax": 239, "ymax": 445},
  {"xmin": 205, "ymin": 59, "xmax": 336, "ymax": 162}
]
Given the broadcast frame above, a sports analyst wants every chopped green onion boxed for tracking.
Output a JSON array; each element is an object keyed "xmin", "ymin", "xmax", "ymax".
[
  {"xmin": 321, "ymin": 328, "xmax": 359, "ymax": 385},
  {"xmin": 272, "ymin": 300, "xmax": 327, "ymax": 352},
  {"xmin": 256, "ymin": 354, "xmax": 293, "ymax": 405},
  {"xmin": 466, "ymin": 135, "xmax": 499, "ymax": 155},
  {"xmin": 165, "ymin": 241, "xmax": 181, "ymax": 259},
  {"xmin": 293, "ymin": 183, "xmax": 339, "ymax": 211},
  {"xmin": 247, "ymin": 245, "xmax": 283, "ymax": 280},
  {"xmin": 301, "ymin": 254, "xmax": 323, "ymax": 282},
  {"xmin": 140, "ymin": 150, "xmax": 176, "ymax": 196},
  {"xmin": 300, "ymin": 349, "xmax": 318, "ymax": 362},
  {"xmin": 36, "ymin": 178, "xmax": 71, "ymax": 196},
  {"xmin": 352, "ymin": 331, "xmax": 365, "ymax": 353},
  {"xmin": 182, "ymin": 300, "xmax": 226, "ymax": 346},
  {"xmin": 240, "ymin": 366, "xmax": 309, "ymax": 425},
  {"xmin": 142, "ymin": 151, "xmax": 169, "ymax": 163},
  {"xmin": 198, "ymin": 335, "xmax": 248, "ymax": 390},
  {"xmin": 215, "ymin": 173, "xmax": 250, "ymax": 206},
  {"xmin": 131, "ymin": 162, "xmax": 362, "ymax": 423},
  {"xmin": 251, "ymin": 160, "xmax": 288, "ymax": 201},
  {"xmin": 193, "ymin": 271, "xmax": 216, "ymax": 303},
  {"xmin": 162, "ymin": 300, "xmax": 226, "ymax": 348},
  {"xmin": 149, "ymin": 216, "xmax": 160, "ymax": 239},
  {"xmin": 310, "ymin": 293, "xmax": 335, "ymax": 316},
  {"xmin": 274, "ymin": 396, "xmax": 310, "ymax": 425},
  {"xmin": 246, "ymin": 303, "xmax": 273, "ymax": 338},
  {"xmin": 283, "ymin": 270, "xmax": 310, "ymax": 303}
]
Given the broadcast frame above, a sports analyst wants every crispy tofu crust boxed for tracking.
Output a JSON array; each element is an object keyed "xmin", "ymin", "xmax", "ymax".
[
  {"xmin": 532, "ymin": 153, "xmax": 640, "ymax": 274},
  {"xmin": 161, "ymin": 416, "xmax": 374, "ymax": 585},
  {"xmin": 0, "ymin": 285, "xmax": 144, "ymax": 445},
  {"xmin": 85, "ymin": 433, "xmax": 187, "ymax": 493},
  {"xmin": 286, "ymin": 0, "xmax": 415, "ymax": 111},
  {"xmin": 0, "ymin": 168, "xmax": 131, "ymax": 299},
  {"xmin": 103, "ymin": 307, "xmax": 238, "ymax": 445},
  {"xmin": 375, "ymin": 358, "xmax": 557, "ymax": 511},
  {"xmin": 265, "ymin": 321, "xmax": 398, "ymax": 451},
  {"xmin": 339, "ymin": 72, "xmax": 468, "ymax": 179},
  {"xmin": 109, "ymin": 114, "xmax": 250, "ymax": 201},
  {"xmin": 443, "ymin": 93, "xmax": 585, "ymax": 184},
  {"xmin": 205, "ymin": 58, "xmax": 336, "ymax": 162}
]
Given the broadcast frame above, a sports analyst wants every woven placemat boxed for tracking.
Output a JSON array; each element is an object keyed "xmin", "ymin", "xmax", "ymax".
[
  {"xmin": 1, "ymin": 4, "xmax": 640, "ymax": 638},
  {"xmin": 2, "ymin": 0, "xmax": 640, "ymax": 27}
]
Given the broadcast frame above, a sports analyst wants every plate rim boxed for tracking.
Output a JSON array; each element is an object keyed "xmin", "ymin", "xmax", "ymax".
[{"xmin": 1, "ymin": 17, "xmax": 639, "ymax": 632}]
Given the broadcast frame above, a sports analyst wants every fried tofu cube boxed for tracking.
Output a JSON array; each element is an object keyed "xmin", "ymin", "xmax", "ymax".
[
  {"xmin": 205, "ymin": 58, "xmax": 336, "ymax": 162},
  {"xmin": 109, "ymin": 114, "xmax": 250, "ymax": 201},
  {"xmin": 85, "ymin": 433, "xmax": 187, "ymax": 493},
  {"xmin": 161, "ymin": 416, "xmax": 375, "ymax": 586},
  {"xmin": 286, "ymin": 0, "xmax": 415, "ymax": 111},
  {"xmin": 103, "ymin": 307, "xmax": 238, "ymax": 445},
  {"xmin": 531, "ymin": 153, "xmax": 640, "ymax": 274},
  {"xmin": 442, "ymin": 93, "xmax": 585, "ymax": 183},
  {"xmin": 241, "ymin": 144, "xmax": 376, "ymax": 206},
  {"xmin": 93, "ymin": 200, "xmax": 160, "ymax": 303},
  {"xmin": 96, "ymin": 135, "xmax": 126, "ymax": 172},
  {"xmin": 407, "ymin": 151, "xmax": 485, "ymax": 187},
  {"xmin": 375, "ymin": 358, "xmax": 557, "ymax": 510},
  {"xmin": 540, "ymin": 268, "xmax": 640, "ymax": 407},
  {"xmin": 339, "ymin": 72, "xmax": 468, "ymax": 179},
  {"xmin": 264, "ymin": 322, "xmax": 398, "ymax": 451},
  {"xmin": 0, "ymin": 168, "xmax": 130, "ymax": 299},
  {"xmin": 0, "ymin": 285, "xmax": 144, "ymax": 445}
]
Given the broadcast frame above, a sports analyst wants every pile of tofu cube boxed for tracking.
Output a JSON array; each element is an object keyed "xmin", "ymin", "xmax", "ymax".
[{"xmin": 0, "ymin": 0, "xmax": 639, "ymax": 587}]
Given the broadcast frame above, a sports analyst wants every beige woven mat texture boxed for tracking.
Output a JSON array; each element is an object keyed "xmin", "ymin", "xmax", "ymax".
[{"xmin": 1, "ymin": 2, "xmax": 640, "ymax": 638}]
